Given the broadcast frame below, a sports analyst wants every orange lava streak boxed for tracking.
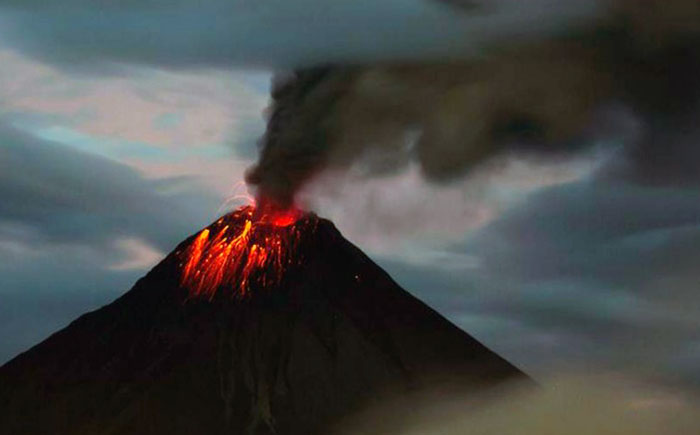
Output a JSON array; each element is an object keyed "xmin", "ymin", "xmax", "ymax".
[
  {"xmin": 182, "ymin": 228, "xmax": 210, "ymax": 281},
  {"xmin": 179, "ymin": 205, "xmax": 307, "ymax": 299}
]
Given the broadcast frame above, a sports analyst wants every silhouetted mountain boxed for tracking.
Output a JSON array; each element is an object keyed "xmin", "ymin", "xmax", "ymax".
[{"xmin": 0, "ymin": 211, "xmax": 528, "ymax": 434}]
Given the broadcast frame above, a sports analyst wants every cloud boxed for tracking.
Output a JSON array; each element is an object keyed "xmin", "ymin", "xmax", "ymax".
[
  {"xmin": 304, "ymin": 152, "xmax": 602, "ymax": 253},
  {"xmin": 108, "ymin": 237, "xmax": 165, "ymax": 271},
  {"xmin": 246, "ymin": 0, "xmax": 700, "ymax": 205},
  {"xmin": 602, "ymin": 116, "xmax": 700, "ymax": 187},
  {"xmin": 0, "ymin": 46, "xmax": 270, "ymax": 195},
  {"xmin": 378, "ymin": 173, "xmax": 700, "ymax": 385},
  {"xmin": 0, "ymin": 0, "xmax": 600, "ymax": 70},
  {"xmin": 0, "ymin": 123, "xmax": 222, "ymax": 251},
  {"xmin": 462, "ymin": 179, "xmax": 700, "ymax": 288}
]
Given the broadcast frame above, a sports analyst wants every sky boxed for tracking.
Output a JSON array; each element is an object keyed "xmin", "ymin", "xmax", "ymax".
[{"xmin": 0, "ymin": 0, "xmax": 698, "ymax": 393}]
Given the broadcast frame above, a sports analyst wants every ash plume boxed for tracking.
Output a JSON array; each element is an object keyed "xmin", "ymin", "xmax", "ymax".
[{"xmin": 246, "ymin": 0, "xmax": 700, "ymax": 206}]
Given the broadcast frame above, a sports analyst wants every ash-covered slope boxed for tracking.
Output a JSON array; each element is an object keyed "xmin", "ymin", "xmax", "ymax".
[{"xmin": 0, "ymin": 211, "xmax": 528, "ymax": 435}]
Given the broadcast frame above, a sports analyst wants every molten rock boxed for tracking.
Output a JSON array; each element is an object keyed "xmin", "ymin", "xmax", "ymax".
[
  {"xmin": 179, "ymin": 205, "xmax": 310, "ymax": 299},
  {"xmin": 0, "ymin": 208, "xmax": 528, "ymax": 435}
]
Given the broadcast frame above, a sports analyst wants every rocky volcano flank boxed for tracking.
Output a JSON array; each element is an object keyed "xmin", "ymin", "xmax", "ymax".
[{"xmin": 0, "ymin": 209, "xmax": 528, "ymax": 434}]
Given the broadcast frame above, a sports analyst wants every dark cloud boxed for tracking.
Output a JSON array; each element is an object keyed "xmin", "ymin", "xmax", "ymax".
[
  {"xmin": 0, "ymin": 123, "xmax": 220, "ymax": 251},
  {"xmin": 434, "ymin": 0, "xmax": 481, "ymax": 12},
  {"xmin": 602, "ymin": 114, "xmax": 700, "ymax": 187},
  {"xmin": 0, "ymin": 0, "xmax": 507, "ymax": 71},
  {"xmin": 246, "ymin": 54, "xmax": 609, "ymax": 205},
  {"xmin": 462, "ymin": 179, "xmax": 700, "ymax": 286},
  {"xmin": 246, "ymin": 0, "xmax": 700, "ymax": 205}
]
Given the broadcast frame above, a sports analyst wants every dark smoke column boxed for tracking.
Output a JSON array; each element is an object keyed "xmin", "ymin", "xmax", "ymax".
[{"xmin": 246, "ymin": 67, "xmax": 358, "ymax": 207}]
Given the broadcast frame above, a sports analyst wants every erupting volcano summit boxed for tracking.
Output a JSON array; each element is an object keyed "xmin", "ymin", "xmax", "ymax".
[
  {"xmin": 0, "ymin": 207, "xmax": 528, "ymax": 435},
  {"xmin": 178, "ymin": 205, "xmax": 311, "ymax": 299}
]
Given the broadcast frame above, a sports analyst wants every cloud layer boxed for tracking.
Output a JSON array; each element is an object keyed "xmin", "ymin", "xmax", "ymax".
[{"xmin": 0, "ymin": 0, "xmax": 600, "ymax": 70}]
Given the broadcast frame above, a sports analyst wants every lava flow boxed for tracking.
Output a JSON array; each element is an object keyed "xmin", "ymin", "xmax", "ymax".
[{"xmin": 179, "ymin": 205, "xmax": 312, "ymax": 299}]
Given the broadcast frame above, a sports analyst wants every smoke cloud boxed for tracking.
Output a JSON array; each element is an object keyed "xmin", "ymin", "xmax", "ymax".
[{"xmin": 246, "ymin": 0, "xmax": 700, "ymax": 206}]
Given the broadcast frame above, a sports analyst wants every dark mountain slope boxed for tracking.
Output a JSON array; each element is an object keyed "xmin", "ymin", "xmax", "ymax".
[{"xmin": 0, "ymin": 212, "xmax": 527, "ymax": 434}]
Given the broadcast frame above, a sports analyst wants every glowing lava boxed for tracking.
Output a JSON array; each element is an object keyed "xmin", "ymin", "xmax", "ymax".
[{"xmin": 179, "ymin": 205, "xmax": 311, "ymax": 299}]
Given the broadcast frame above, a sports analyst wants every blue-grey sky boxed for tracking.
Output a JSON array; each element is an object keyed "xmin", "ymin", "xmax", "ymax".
[{"xmin": 0, "ymin": 0, "xmax": 698, "ymax": 392}]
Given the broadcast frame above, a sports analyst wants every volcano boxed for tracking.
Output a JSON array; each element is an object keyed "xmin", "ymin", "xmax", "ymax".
[{"xmin": 0, "ymin": 207, "xmax": 528, "ymax": 434}]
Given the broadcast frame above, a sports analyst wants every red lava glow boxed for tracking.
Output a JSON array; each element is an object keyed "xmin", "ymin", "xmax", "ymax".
[
  {"xmin": 179, "ymin": 205, "xmax": 310, "ymax": 299},
  {"xmin": 268, "ymin": 210, "xmax": 300, "ymax": 228}
]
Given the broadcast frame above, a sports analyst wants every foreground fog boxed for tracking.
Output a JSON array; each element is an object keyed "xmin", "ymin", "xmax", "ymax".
[{"xmin": 338, "ymin": 375, "xmax": 700, "ymax": 435}]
